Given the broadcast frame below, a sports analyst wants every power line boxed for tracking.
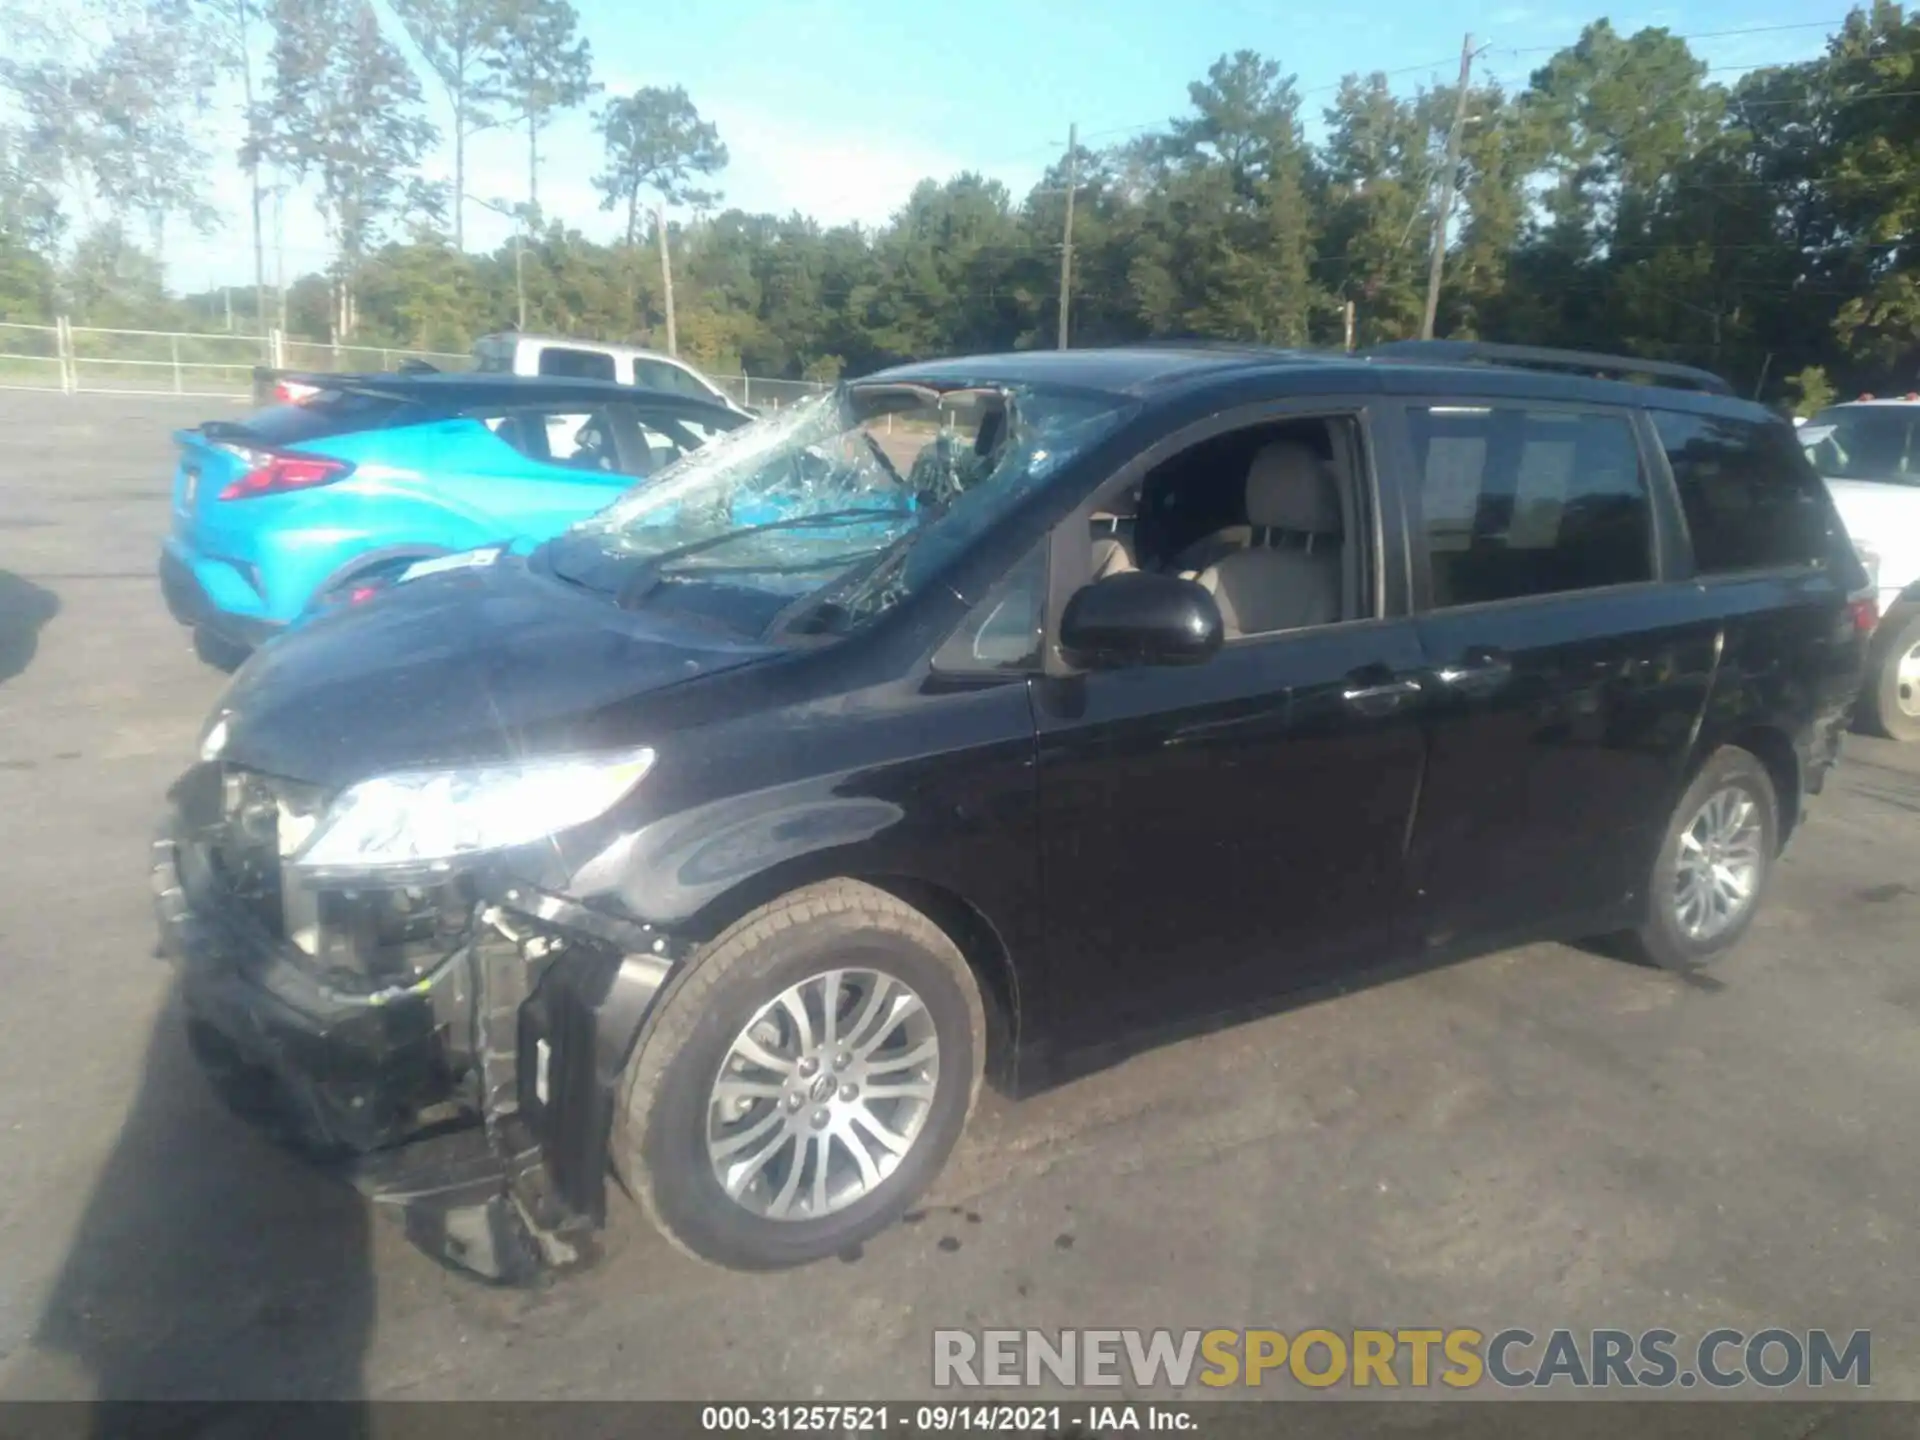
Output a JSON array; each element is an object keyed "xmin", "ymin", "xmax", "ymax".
[
  {"xmin": 977, "ymin": 16, "xmax": 1857, "ymax": 176},
  {"xmin": 1499, "ymin": 17, "xmax": 1847, "ymax": 56},
  {"xmin": 1738, "ymin": 86, "xmax": 1920, "ymax": 108}
]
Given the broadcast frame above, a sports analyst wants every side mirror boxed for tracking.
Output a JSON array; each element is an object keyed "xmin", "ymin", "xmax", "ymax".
[{"xmin": 1059, "ymin": 571, "xmax": 1224, "ymax": 669}]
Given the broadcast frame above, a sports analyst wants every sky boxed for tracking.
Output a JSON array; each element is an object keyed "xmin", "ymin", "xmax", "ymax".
[{"xmin": 167, "ymin": 0, "xmax": 1845, "ymax": 295}]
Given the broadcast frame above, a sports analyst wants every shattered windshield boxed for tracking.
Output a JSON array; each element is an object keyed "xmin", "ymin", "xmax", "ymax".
[{"xmin": 548, "ymin": 380, "xmax": 1134, "ymax": 634}]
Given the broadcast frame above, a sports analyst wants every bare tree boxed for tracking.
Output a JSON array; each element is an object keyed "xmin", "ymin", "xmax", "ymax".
[
  {"xmin": 200, "ymin": 0, "xmax": 270, "ymax": 329},
  {"xmin": 387, "ymin": 0, "xmax": 509, "ymax": 251},
  {"xmin": 2, "ymin": 0, "xmax": 218, "ymax": 266},
  {"xmin": 260, "ymin": 0, "xmax": 436, "ymax": 338},
  {"xmin": 487, "ymin": 0, "xmax": 594, "ymax": 223}
]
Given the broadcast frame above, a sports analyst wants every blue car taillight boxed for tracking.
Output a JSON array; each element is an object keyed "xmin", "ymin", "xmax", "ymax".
[{"xmin": 213, "ymin": 442, "xmax": 354, "ymax": 501}]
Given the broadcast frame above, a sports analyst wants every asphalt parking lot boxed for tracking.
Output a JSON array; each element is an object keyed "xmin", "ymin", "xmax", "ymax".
[{"xmin": 1, "ymin": 392, "xmax": 1918, "ymax": 1414}]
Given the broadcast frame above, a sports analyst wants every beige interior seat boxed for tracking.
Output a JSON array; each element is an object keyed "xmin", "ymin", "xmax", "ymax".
[
  {"xmin": 1089, "ymin": 505, "xmax": 1138, "ymax": 579},
  {"xmin": 1170, "ymin": 525, "xmax": 1252, "ymax": 578},
  {"xmin": 1195, "ymin": 442, "xmax": 1343, "ymax": 638},
  {"xmin": 1090, "ymin": 534, "xmax": 1138, "ymax": 579}
]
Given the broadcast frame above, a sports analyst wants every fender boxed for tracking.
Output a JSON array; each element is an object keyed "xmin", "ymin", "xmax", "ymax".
[
  {"xmin": 257, "ymin": 495, "xmax": 500, "ymax": 616},
  {"xmin": 494, "ymin": 779, "xmax": 1009, "ymax": 1228}
]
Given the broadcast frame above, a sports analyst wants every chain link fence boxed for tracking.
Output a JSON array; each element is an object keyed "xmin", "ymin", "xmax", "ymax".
[
  {"xmin": 279, "ymin": 338, "xmax": 472, "ymax": 377},
  {"xmin": 0, "ymin": 321, "xmax": 831, "ymax": 409},
  {"xmin": 708, "ymin": 374, "xmax": 833, "ymax": 412}
]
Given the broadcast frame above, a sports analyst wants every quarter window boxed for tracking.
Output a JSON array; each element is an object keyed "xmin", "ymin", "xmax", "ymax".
[
  {"xmin": 484, "ymin": 407, "xmax": 646, "ymax": 476},
  {"xmin": 536, "ymin": 347, "xmax": 618, "ymax": 382},
  {"xmin": 932, "ymin": 542, "xmax": 1047, "ymax": 673},
  {"xmin": 1654, "ymin": 410, "xmax": 1836, "ymax": 572},
  {"xmin": 1410, "ymin": 405, "xmax": 1652, "ymax": 608},
  {"xmin": 634, "ymin": 359, "xmax": 717, "ymax": 400}
]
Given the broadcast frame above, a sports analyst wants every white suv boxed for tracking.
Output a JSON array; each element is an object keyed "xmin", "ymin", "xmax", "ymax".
[
  {"xmin": 471, "ymin": 333, "xmax": 747, "ymax": 414},
  {"xmin": 1802, "ymin": 398, "xmax": 1920, "ymax": 740}
]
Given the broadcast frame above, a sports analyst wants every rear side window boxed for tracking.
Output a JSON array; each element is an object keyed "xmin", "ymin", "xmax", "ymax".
[
  {"xmin": 1652, "ymin": 411, "xmax": 1832, "ymax": 573},
  {"xmin": 537, "ymin": 347, "xmax": 618, "ymax": 382},
  {"xmin": 485, "ymin": 408, "xmax": 630, "ymax": 474},
  {"xmin": 482, "ymin": 404, "xmax": 711, "ymax": 479},
  {"xmin": 1409, "ymin": 404, "xmax": 1652, "ymax": 608},
  {"xmin": 1801, "ymin": 406, "xmax": 1919, "ymax": 487},
  {"xmin": 471, "ymin": 337, "xmax": 514, "ymax": 373},
  {"xmin": 634, "ymin": 358, "xmax": 715, "ymax": 399},
  {"xmin": 238, "ymin": 390, "xmax": 408, "ymax": 444}
]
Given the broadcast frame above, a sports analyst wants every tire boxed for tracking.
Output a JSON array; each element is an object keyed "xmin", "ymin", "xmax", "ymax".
[
  {"xmin": 613, "ymin": 879, "xmax": 986, "ymax": 1270},
  {"xmin": 191, "ymin": 625, "xmax": 249, "ymax": 673},
  {"xmin": 315, "ymin": 553, "xmax": 436, "ymax": 608},
  {"xmin": 1860, "ymin": 607, "xmax": 1920, "ymax": 743},
  {"xmin": 1625, "ymin": 746, "xmax": 1780, "ymax": 972}
]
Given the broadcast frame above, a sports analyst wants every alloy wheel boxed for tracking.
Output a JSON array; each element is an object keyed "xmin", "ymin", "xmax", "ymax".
[
  {"xmin": 1672, "ymin": 784, "xmax": 1765, "ymax": 942},
  {"xmin": 705, "ymin": 968, "xmax": 940, "ymax": 1221}
]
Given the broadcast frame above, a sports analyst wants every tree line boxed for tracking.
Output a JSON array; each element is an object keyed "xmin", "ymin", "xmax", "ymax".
[{"xmin": 4, "ymin": 0, "xmax": 1920, "ymax": 407}]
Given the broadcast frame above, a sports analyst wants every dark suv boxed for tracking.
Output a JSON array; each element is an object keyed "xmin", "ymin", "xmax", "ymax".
[{"xmin": 154, "ymin": 341, "xmax": 1874, "ymax": 1278}]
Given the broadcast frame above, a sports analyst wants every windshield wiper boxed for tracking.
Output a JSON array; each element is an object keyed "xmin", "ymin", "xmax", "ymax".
[
  {"xmin": 769, "ymin": 503, "xmax": 946, "ymax": 637},
  {"xmin": 615, "ymin": 507, "xmax": 917, "ymax": 608}
]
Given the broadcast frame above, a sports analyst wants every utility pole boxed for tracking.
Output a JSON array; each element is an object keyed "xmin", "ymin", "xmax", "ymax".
[
  {"xmin": 1057, "ymin": 122, "xmax": 1077, "ymax": 350},
  {"xmin": 1421, "ymin": 33, "xmax": 1476, "ymax": 342},
  {"xmin": 474, "ymin": 195, "xmax": 529, "ymax": 331},
  {"xmin": 1343, "ymin": 298, "xmax": 1356, "ymax": 353},
  {"xmin": 272, "ymin": 180, "xmax": 286, "ymax": 336},
  {"xmin": 656, "ymin": 203, "xmax": 678, "ymax": 356},
  {"xmin": 514, "ymin": 231, "xmax": 527, "ymax": 331}
]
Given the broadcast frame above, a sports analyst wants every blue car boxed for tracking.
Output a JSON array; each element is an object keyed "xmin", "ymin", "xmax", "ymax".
[{"xmin": 160, "ymin": 373, "xmax": 749, "ymax": 664}]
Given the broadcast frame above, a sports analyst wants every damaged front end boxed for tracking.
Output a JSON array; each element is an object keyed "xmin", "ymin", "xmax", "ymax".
[{"xmin": 152, "ymin": 759, "xmax": 687, "ymax": 1282}]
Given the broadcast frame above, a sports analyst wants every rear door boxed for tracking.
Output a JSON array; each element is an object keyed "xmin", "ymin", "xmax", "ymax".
[{"xmin": 1390, "ymin": 397, "xmax": 1719, "ymax": 948}]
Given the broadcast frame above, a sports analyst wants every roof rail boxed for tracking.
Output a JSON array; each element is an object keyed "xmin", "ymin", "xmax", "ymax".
[{"xmin": 1365, "ymin": 340, "xmax": 1733, "ymax": 397}]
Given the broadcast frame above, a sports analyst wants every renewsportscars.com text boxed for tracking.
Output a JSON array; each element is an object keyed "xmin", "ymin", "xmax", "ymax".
[{"xmin": 932, "ymin": 1327, "xmax": 1871, "ymax": 1391}]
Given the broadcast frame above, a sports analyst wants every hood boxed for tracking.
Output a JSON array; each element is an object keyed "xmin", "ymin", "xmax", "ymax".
[{"xmin": 211, "ymin": 553, "xmax": 780, "ymax": 790}]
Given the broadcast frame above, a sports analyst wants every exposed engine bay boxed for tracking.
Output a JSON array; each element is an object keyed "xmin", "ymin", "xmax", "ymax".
[{"xmin": 154, "ymin": 760, "xmax": 687, "ymax": 1281}]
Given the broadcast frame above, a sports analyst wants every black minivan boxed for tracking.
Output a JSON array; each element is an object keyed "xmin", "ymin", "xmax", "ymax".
[{"xmin": 155, "ymin": 341, "xmax": 1875, "ymax": 1278}]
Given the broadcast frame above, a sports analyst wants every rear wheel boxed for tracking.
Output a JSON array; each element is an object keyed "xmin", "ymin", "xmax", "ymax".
[
  {"xmin": 1625, "ymin": 746, "xmax": 1779, "ymax": 972},
  {"xmin": 191, "ymin": 625, "xmax": 249, "ymax": 673},
  {"xmin": 1860, "ymin": 607, "xmax": 1920, "ymax": 743},
  {"xmin": 314, "ymin": 554, "xmax": 434, "ymax": 611},
  {"xmin": 614, "ymin": 880, "xmax": 985, "ymax": 1270}
]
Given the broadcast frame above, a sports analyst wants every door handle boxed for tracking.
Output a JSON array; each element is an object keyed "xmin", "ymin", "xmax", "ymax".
[
  {"xmin": 1341, "ymin": 673, "xmax": 1424, "ymax": 716},
  {"xmin": 1435, "ymin": 648, "xmax": 1513, "ymax": 697}
]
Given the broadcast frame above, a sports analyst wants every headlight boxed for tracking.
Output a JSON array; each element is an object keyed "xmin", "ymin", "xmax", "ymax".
[{"xmin": 295, "ymin": 747, "xmax": 656, "ymax": 873}]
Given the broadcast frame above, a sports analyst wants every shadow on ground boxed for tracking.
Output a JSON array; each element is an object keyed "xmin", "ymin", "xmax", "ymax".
[
  {"xmin": 16, "ymin": 987, "xmax": 375, "ymax": 1425},
  {"xmin": 0, "ymin": 572, "xmax": 59, "ymax": 686}
]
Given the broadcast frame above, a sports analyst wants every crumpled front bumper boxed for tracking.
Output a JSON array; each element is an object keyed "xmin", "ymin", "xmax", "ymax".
[{"xmin": 151, "ymin": 810, "xmax": 684, "ymax": 1282}]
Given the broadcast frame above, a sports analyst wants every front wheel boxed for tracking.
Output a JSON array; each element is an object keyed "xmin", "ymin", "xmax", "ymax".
[
  {"xmin": 1860, "ymin": 607, "xmax": 1920, "ymax": 743},
  {"xmin": 1625, "ymin": 746, "xmax": 1780, "ymax": 972},
  {"xmin": 614, "ymin": 880, "xmax": 985, "ymax": 1270}
]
